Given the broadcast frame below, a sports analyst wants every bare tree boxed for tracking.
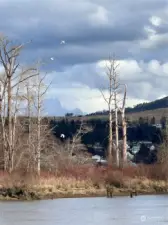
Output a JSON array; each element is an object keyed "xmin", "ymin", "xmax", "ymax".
[
  {"xmin": 31, "ymin": 72, "xmax": 50, "ymax": 175},
  {"xmin": 99, "ymin": 55, "xmax": 127, "ymax": 167},
  {"xmin": 100, "ymin": 60, "xmax": 113, "ymax": 164},
  {"xmin": 0, "ymin": 36, "xmax": 38, "ymax": 172},
  {"xmin": 113, "ymin": 66, "xmax": 120, "ymax": 167},
  {"xmin": 17, "ymin": 80, "xmax": 36, "ymax": 171},
  {"xmin": 67, "ymin": 120, "xmax": 92, "ymax": 157},
  {"xmin": 34, "ymin": 119, "xmax": 93, "ymax": 172},
  {"xmin": 118, "ymin": 84, "xmax": 127, "ymax": 167},
  {"xmin": 100, "ymin": 56, "xmax": 120, "ymax": 165}
]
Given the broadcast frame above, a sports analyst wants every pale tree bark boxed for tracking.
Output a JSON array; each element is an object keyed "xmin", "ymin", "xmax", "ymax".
[
  {"xmin": 27, "ymin": 83, "xmax": 34, "ymax": 171},
  {"xmin": 0, "ymin": 80, "xmax": 8, "ymax": 170},
  {"xmin": 112, "ymin": 59, "xmax": 120, "ymax": 167},
  {"xmin": 100, "ymin": 81, "xmax": 113, "ymax": 163},
  {"xmin": 100, "ymin": 57, "xmax": 119, "ymax": 165},
  {"xmin": 37, "ymin": 82, "xmax": 41, "ymax": 175},
  {"xmin": 114, "ymin": 86, "xmax": 119, "ymax": 167},
  {"xmin": 0, "ymin": 81, "xmax": 2, "ymax": 115},
  {"xmin": 26, "ymin": 83, "xmax": 32, "ymax": 149},
  {"xmin": 6, "ymin": 53, "xmax": 15, "ymax": 173},
  {"xmin": 32, "ymin": 72, "xmax": 50, "ymax": 175},
  {"xmin": 0, "ymin": 80, "xmax": 5, "ymax": 168},
  {"xmin": 119, "ymin": 84, "xmax": 127, "ymax": 167},
  {"xmin": 108, "ymin": 107, "xmax": 113, "ymax": 164},
  {"xmin": 99, "ymin": 55, "xmax": 127, "ymax": 167},
  {"xmin": 21, "ymin": 81, "xmax": 35, "ymax": 171},
  {"xmin": 0, "ymin": 36, "xmax": 38, "ymax": 172}
]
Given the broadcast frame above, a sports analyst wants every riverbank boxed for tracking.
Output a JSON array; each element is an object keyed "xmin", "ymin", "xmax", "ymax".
[
  {"xmin": 35, "ymin": 178, "xmax": 168, "ymax": 200},
  {"xmin": 0, "ymin": 173, "xmax": 168, "ymax": 200},
  {"xmin": 0, "ymin": 164, "xmax": 167, "ymax": 200},
  {"xmin": 0, "ymin": 186, "xmax": 168, "ymax": 201}
]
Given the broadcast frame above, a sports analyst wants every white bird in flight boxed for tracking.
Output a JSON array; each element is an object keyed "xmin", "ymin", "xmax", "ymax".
[
  {"xmin": 50, "ymin": 40, "xmax": 66, "ymax": 61},
  {"xmin": 60, "ymin": 40, "xmax": 65, "ymax": 45}
]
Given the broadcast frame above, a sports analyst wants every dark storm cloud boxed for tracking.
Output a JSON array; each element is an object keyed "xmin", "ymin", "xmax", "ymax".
[
  {"xmin": 0, "ymin": 0, "xmax": 168, "ymax": 113},
  {"xmin": 0, "ymin": 0, "xmax": 167, "ymax": 67}
]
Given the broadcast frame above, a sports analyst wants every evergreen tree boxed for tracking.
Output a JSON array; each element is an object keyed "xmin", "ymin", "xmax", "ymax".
[
  {"xmin": 139, "ymin": 117, "xmax": 144, "ymax": 124},
  {"xmin": 160, "ymin": 116, "xmax": 166, "ymax": 129},
  {"xmin": 150, "ymin": 116, "xmax": 156, "ymax": 125}
]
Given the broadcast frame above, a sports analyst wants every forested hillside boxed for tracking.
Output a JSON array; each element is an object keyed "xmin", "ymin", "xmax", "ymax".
[
  {"xmin": 126, "ymin": 96, "xmax": 168, "ymax": 113},
  {"xmin": 87, "ymin": 96, "xmax": 168, "ymax": 117}
]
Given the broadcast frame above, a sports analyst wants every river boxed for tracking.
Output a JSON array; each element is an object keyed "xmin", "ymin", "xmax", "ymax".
[{"xmin": 0, "ymin": 195, "xmax": 168, "ymax": 224}]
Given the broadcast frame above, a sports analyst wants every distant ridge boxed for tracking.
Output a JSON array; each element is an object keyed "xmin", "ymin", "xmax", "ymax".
[
  {"xmin": 86, "ymin": 96, "xmax": 168, "ymax": 116},
  {"xmin": 126, "ymin": 96, "xmax": 168, "ymax": 113}
]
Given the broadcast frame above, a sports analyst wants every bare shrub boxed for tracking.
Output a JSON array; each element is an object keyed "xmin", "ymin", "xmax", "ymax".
[{"xmin": 105, "ymin": 170, "xmax": 126, "ymax": 188}]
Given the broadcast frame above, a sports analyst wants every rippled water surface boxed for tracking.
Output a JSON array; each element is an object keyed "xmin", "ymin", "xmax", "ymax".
[{"xmin": 0, "ymin": 195, "xmax": 168, "ymax": 225}]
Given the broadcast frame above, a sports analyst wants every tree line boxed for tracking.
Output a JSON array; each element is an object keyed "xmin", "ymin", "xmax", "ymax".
[{"xmin": 50, "ymin": 117, "xmax": 164, "ymax": 155}]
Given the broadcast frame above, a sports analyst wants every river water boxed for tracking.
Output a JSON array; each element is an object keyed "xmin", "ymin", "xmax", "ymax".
[{"xmin": 0, "ymin": 195, "xmax": 168, "ymax": 225}]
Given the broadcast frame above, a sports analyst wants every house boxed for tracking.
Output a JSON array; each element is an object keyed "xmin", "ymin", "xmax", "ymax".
[{"xmin": 152, "ymin": 124, "xmax": 162, "ymax": 129}]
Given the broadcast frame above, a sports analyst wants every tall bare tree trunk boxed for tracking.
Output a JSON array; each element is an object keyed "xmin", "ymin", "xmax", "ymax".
[
  {"xmin": 7, "ymin": 72, "xmax": 13, "ymax": 173},
  {"xmin": 0, "ymin": 82, "xmax": 6, "ymax": 170},
  {"xmin": 99, "ymin": 55, "xmax": 127, "ymax": 167},
  {"xmin": 119, "ymin": 84, "xmax": 127, "ymax": 168},
  {"xmin": 23, "ymin": 83, "xmax": 35, "ymax": 172},
  {"xmin": 36, "ymin": 97, "xmax": 41, "ymax": 175},
  {"xmin": 0, "ymin": 86, "xmax": 8, "ymax": 171},
  {"xmin": 28, "ymin": 96, "xmax": 31, "ymax": 150},
  {"xmin": 121, "ymin": 111, "xmax": 127, "ymax": 165},
  {"xmin": 100, "ymin": 56, "xmax": 120, "ymax": 165},
  {"xmin": 114, "ymin": 90, "xmax": 119, "ymax": 167},
  {"xmin": 108, "ymin": 108, "xmax": 113, "ymax": 164},
  {"xmin": 27, "ymin": 84, "xmax": 32, "ymax": 171},
  {"xmin": 0, "ymin": 82, "xmax": 2, "ymax": 117},
  {"xmin": 34, "ymin": 73, "xmax": 49, "ymax": 175}
]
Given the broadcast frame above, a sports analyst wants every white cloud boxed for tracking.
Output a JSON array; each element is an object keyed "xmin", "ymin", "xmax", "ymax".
[
  {"xmin": 149, "ymin": 16, "xmax": 162, "ymax": 26},
  {"xmin": 98, "ymin": 59, "xmax": 143, "ymax": 77},
  {"xmin": 147, "ymin": 60, "xmax": 168, "ymax": 76},
  {"xmin": 157, "ymin": 94, "xmax": 167, "ymax": 99},
  {"xmin": 46, "ymin": 85, "xmax": 149, "ymax": 113},
  {"xmin": 162, "ymin": 63, "xmax": 168, "ymax": 75},
  {"xmin": 98, "ymin": 59, "xmax": 145, "ymax": 81},
  {"xmin": 1, "ymin": 56, "xmax": 168, "ymax": 114},
  {"xmin": 144, "ymin": 26, "xmax": 156, "ymax": 36},
  {"xmin": 140, "ymin": 12, "xmax": 168, "ymax": 49},
  {"xmin": 140, "ymin": 32, "xmax": 168, "ymax": 49},
  {"xmin": 147, "ymin": 60, "xmax": 161, "ymax": 75},
  {"xmin": 43, "ymin": 58, "xmax": 168, "ymax": 113},
  {"xmin": 98, "ymin": 58, "xmax": 168, "ymax": 80},
  {"xmin": 89, "ymin": 5, "xmax": 109, "ymax": 25}
]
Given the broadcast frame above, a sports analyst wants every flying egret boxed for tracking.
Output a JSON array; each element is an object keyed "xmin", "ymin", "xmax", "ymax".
[
  {"xmin": 60, "ymin": 40, "xmax": 65, "ymax": 45},
  {"xmin": 50, "ymin": 57, "xmax": 54, "ymax": 61}
]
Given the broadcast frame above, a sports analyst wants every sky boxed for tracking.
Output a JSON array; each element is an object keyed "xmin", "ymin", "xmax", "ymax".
[{"xmin": 0, "ymin": 0, "xmax": 168, "ymax": 115}]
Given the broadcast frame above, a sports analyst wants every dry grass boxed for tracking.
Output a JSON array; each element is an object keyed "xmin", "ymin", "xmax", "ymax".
[{"xmin": 0, "ymin": 163, "xmax": 168, "ymax": 200}]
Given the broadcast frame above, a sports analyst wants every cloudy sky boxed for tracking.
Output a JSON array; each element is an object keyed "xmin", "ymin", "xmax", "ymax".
[{"xmin": 1, "ymin": 0, "xmax": 168, "ymax": 115}]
